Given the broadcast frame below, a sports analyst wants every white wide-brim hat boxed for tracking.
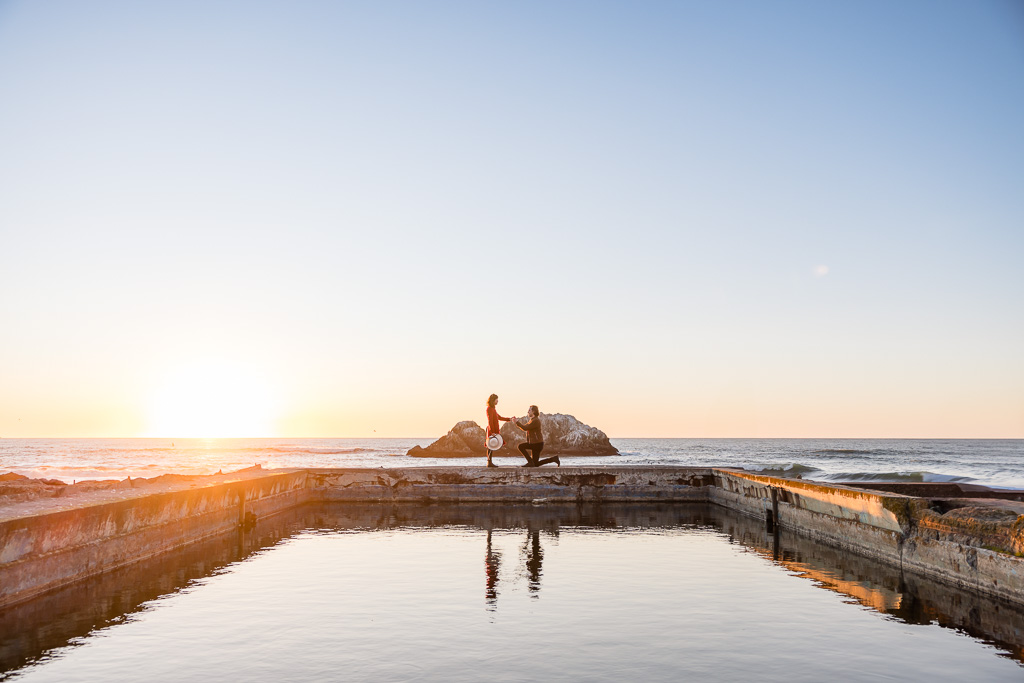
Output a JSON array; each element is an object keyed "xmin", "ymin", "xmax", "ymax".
[{"xmin": 487, "ymin": 434, "xmax": 504, "ymax": 451}]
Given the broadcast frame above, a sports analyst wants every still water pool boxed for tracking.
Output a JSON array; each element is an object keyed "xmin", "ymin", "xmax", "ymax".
[{"xmin": 2, "ymin": 504, "xmax": 1023, "ymax": 681}]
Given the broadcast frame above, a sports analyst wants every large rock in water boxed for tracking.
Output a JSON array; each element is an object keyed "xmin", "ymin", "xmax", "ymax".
[
  {"xmin": 407, "ymin": 414, "xmax": 618, "ymax": 458},
  {"xmin": 407, "ymin": 420, "xmax": 486, "ymax": 458}
]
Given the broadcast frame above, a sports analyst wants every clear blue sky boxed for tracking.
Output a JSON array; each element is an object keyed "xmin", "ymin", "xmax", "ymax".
[{"xmin": 0, "ymin": 1, "xmax": 1022, "ymax": 437}]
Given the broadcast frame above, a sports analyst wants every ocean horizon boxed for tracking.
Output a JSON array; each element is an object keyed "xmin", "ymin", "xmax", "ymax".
[{"xmin": 2, "ymin": 437, "xmax": 1022, "ymax": 489}]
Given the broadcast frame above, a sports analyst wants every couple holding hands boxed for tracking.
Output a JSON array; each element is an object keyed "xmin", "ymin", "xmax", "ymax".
[{"xmin": 485, "ymin": 393, "xmax": 560, "ymax": 468}]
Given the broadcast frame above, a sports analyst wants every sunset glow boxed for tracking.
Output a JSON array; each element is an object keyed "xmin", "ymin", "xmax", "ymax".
[
  {"xmin": 146, "ymin": 362, "xmax": 279, "ymax": 438},
  {"xmin": 0, "ymin": 2, "xmax": 1020, "ymax": 439}
]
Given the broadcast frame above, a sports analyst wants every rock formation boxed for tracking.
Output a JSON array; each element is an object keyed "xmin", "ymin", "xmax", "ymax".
[
  {"xmin": 0, "ymin": 473, "xmax": 68, "ymax": 505},
  {"xmin": 407, "ymin": 413, "xmax": 618, "ymax": 458}
]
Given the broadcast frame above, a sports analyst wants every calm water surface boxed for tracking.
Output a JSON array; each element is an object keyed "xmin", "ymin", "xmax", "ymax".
[{"xmin": 2, "ymin": 504, "xmax": 1023, "ymax": 682}]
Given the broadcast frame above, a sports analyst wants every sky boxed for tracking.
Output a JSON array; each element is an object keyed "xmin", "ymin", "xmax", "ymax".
[{"xmin": 0, "ymin": 0, "xmax": 1022, "ymax": 438}]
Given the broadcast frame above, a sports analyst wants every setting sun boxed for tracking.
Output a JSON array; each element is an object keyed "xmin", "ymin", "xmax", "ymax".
[{"xmin": 146, "ymin": 361, "xmax": 279, "ymax": 438}]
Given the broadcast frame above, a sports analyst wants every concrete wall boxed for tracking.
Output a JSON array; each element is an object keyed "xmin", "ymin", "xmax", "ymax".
[
  {"xmin": 709, "ymin": 470, "xmax": 908, "ymax": 561},
  {"xmin": 0, "ymin": 472, "xmax": 310, "ymax": 608},
  {"xmin": 2, "ymin": 466, "xmax": 1024, "ymax": 610},
  {"xmin": 308, "ymin": 466, "xmax": 713, "ymax": 504},
  {"xmin": 902, "ymin": 519, "xmax": 1024, "ymax": 605},
  {"xmin": 709, "ymin": 469, "xmax": 1024, "ymax": 606}
]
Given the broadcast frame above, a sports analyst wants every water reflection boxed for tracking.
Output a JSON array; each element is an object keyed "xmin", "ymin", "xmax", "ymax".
[
  {"xmin": 2, "ymin": 502, "xmax": 1023, "ymax": 679},
  {"xmin": 524, "ymin": 529, "xmax": 544, "ymax": 597},
  {"xmin": 0, "ymin": 518, "xmax": 301, "ymax": 680},
  {"xmin": 485, "ymin": 525, "xmax": 550, "ymax": 609},
  {"xmin": 484, "ymin": 530, "xmax": 500, "ymax": 611},
  {"xmin": 717, "ymin": 509, "xmax": 1024, "ymax": 663}
]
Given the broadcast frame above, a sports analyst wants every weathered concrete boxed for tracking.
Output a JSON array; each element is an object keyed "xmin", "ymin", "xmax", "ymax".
[
  {"xmin": 709, "ymin": 469, "xmax": 1024, "ymax": 606},
  {"xmin": 2, "ymin": 465, "xmax": 1024, "ymax": 612},
  {"xmin": 307, "ymin": 466, "xmax": 712, "ymax": 504},
  {"xmin": 709, "ymin": 469, "xmax": 908, "ymax": 562},
  {"xmin": 0, "ymin": 470, "xmax": 311, "ymax": 608}
]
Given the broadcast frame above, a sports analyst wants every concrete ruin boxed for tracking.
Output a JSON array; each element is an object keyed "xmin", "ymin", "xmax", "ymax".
[{"xmin": 2, "ymin": 466, "xmax": 1024, "ymax": 611}]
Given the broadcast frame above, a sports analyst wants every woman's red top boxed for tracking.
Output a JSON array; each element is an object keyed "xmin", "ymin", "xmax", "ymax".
[{"xmin": 486, "ymin": 405, "xmax": 509, "ymax": 435}]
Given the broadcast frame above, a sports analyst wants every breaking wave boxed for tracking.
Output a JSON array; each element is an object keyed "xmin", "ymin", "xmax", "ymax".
[
  {"xmin": 744, "ymin": 464, "xmax": 975, "ymax": 484},
  {"xmin": 750, "ymin": 463, "xmax": 821, "ymax": 478},
  {"xmin": 811, "ymin": 471, "xmax": 974, "ymax": 484}
]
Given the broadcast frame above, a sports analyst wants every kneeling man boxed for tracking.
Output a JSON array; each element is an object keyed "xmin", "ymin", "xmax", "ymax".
[{"xmin": 514, "ymin": 406, "xmax": 560, "ymax": 467}]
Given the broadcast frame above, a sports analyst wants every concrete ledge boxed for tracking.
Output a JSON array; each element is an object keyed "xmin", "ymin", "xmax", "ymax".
[
  {"xmin": 709, "ymin": 469, "xmax": 1024, "ymax": 606},
  {"xmin": 308, "ymin": 466, "xmax": 712, "ymax": 504},
  {"xmin": 0, "ymin": 471, "xmax": 310, "ymax": 608},
  {"xmin": 2, "ymin": 466, "xmax": 1024, "ymax": 610},
  {"xmin": 711, "ymin": 469, "xmax": 908, "ymax": 532},
  {"xmin": 709, "ymin": 486, "xmax": 904, "ymax": 561}
]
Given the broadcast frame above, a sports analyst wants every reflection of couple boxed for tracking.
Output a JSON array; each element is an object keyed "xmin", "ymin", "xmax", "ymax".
[
  {"xmin": 483, "ymin": 527, "xmax": 546, "ymax": 611},
  {"xmin": 484, "ymin": 394, "xmax": 560, "ymax": 468}
]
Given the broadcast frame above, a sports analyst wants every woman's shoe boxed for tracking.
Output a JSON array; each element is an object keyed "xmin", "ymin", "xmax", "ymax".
[{"xmin": 554, "ymin": 456, "xmax": 560, "ymax": 467}]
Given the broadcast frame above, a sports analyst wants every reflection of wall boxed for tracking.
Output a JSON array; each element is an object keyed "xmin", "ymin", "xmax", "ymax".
[
  {"xmin": 712, "ymin": 506, "xmax": 1024, "ymax": 661},
  {"xmin": 0, "ymin": 503, "xmax": 314, "ymax": 676}
]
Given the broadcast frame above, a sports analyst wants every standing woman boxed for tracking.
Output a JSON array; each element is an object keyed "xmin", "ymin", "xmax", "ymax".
[
  {"xmin": 514, "ymin": 405, "xmax": 560, "ymax": 467},
  {"xmin": 485, "ymin": 394, "xmax": 513, "ymax": 468}
]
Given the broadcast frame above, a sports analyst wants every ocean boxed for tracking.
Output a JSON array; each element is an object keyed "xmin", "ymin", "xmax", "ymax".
[{"xmin": 1, "ymin": 438, "xmax": 1022, "ymax": 489}]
